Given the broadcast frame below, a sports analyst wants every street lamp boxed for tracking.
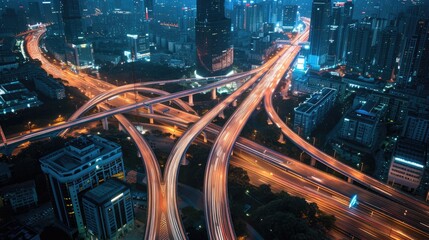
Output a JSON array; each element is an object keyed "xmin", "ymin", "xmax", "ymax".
[{"xmin": 27, "ymin": 121, "xmax": 32, "ymax": 133}]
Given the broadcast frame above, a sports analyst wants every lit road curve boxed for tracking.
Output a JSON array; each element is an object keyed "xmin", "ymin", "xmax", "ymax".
[
  {"xmin": 231, "ymin": 149, "xmax": 429, "ymax": 239},
  {"xmin": 262, "ymin": 63, "xmax": 429, "ymax": 217},
  {"xmin": 204, "ymin": 43, "xmax": 302, "ymax": 239},
  {"xmin": 98, "ymin": 105, "xmax": 164, "ymax": 240},
  {"xmin": 163, "ymin": 61, "xmax": 273, "ymax": 239}
]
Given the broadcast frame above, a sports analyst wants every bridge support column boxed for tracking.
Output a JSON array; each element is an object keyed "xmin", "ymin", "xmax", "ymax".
[
  {"xmin": 218, "ymin": 110, "xmax": 225, "ymax": 119},
  {"xmin": 232, "ymin": 99, "xmax": 237, "ymax": 107},
  {"xmin": 310, "ymin": 158, "xmax": 316, "ymax": 167},
  {"xmin": 101, "ymin": 118, "xmax": 109, "ymax": 130},
  {"xmin": 278, "ymin": 133, "xmax": 285, "ymax": 144},
  {"xmin": 148, "ymin": 105, "xmax": 154, "ymax": 124},
  {"xmin": 347, "ymin": 177, "xmax": 353, "ymax": 184},
  {"xmin": 118, "ymin": 123, "xmax": 124, "ymax": 132},
  {"xmin": 188, "ymin": 94, "xmax": 194, "ymax": 106},
  {"xmin": 181, "ymin": 155, "xmax": 189, "ymax": 165},
  {"xmin": 267, "ymin": 118, "xmax": 273, "ymax": 125},
  {"xmin": 202, "ymin": 131, "xmax": 208, "ymax": 143},
  {"xmin": 211, "ymin": 88, "xmax": 217, "ymax": 100}
]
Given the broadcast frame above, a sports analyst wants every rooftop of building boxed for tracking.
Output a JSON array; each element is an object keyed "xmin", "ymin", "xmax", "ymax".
[
  {"xmin": 345, "ymin": 100, "xmax": 386, "ymax": 122},
  {"xmin": 295, "ymin": 88, "xmax": 337, "ymax": 114},
  {"xmin": 34, "ymin": 76, "xmax": 64, "ymax": 90},
  {"xmin": 83, "ymin": 178, "xmax": 129, "ymax": 206},
  {"xmin": 1, "ymin": 82, "xmax": 26, "ymax": 92},
  {"xmin": 40, "ymin": 135, "xmax": 121, "ymax": 174},
  {"xmin": 0, "ymin": 221, "xmax": 39, "ymax": 240},
  {"xmin": 0, "ymin": 180, "xmax": 35, "ymax": 195}
]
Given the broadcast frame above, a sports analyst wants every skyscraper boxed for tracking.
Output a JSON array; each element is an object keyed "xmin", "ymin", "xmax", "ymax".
[
  {"xmin": 40, "ymin": 136, "xmax": 125, "ymax": 237},
  {"xmin": 195, "ymin": 0, "xmax": 233, "ymax": 77},
  {"xmin": 82, "ymin": 179, "xmax": 134, "ymax": 240},
  {"xmin": 61, "ymin": 0, "xmax": 84, "ymax": 44},
  {"xmin": 144, "ymin": 0, "xmax": 153, "ymax": 20},
  {"xmin": 28, "ymin": 2, "xmax": 42, "ymax": 25},
  {"xmin": 308, "ymin": 0, "xmax": 331, "ymax": 69},
  {"xmin": 283, "ymin": 5, "xmax": 298, "ymax": 31},
  {"xmin": 41, "ymin": 1, "xmax": 55, "ymax": 23}
]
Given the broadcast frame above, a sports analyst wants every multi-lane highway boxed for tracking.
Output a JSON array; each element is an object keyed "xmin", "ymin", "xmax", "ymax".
[
  {"xmin": 163, "ymin": 58, "xmax": 273, "ymax": 239},
  {"xmin": 203, "ymin": 31, "xmax": 305, "ymax": 238},
  {"xmin": 13, "ymin": 20, "xmax": 429, "ymax": 240}
]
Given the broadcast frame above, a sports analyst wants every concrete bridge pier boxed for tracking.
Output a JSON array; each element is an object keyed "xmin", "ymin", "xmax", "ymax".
[
  {"xmin": 148, "ymin": 105, "xmax": 154, "ymax": 124},
  {"xmin": 211, "ymin": 88, "xmax": 217, "ymax": 100},
  {"xmin": 218, "ymin": 110, "xmax": 225, "ymax": 119},
  {"xmin": 101, "ymin": 118, "xmax": 109, "ymax": 130},
  {"xmin": 232, "ymin": 99, "xmax": 237, "ymax": 107},
  {"xmin": 202, "ymin": 131, "xmax": 208, "ymax": 143},
  {"xmin": 188, "ymin": 95, "xmax": 194, "ymax": 106}
]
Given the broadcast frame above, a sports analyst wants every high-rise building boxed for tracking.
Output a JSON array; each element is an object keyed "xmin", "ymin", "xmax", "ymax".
[
  {"xmin": 336, "ymin": 0, "xmax": 354, "ymax": 63},
  {"xmin": 388, "ymin": 138, "xmax": 427, "ymax": 192},
  {"xmin": 293, "ymin": 88, "xmax": 337, "ymax": 137},
  {"xmin": 402, "ymin": 116, "xmax": 429, "ymax": 144},
  {"xmin": 126, "ymin": 33, "xmax": 150, "ymax": 62},
  {"xmin": 40, "ymin": 136, "xmax": 125, "ymax": 237},
  {"xmin": 346, "ymin": 19, "xmax": 373, "ymax": 74},
  {"xmin": 144, "ymin": 0, "xmax": 154, "ymax": 20},
  {"xmin": 397, "ymin": 7, "xmax": 429, "ymax": 88},
  {"xmin": 195, "ymin": 0, "xmax": 233, "ymax": 77},
  {"xmin": 283, "ymin": 5, "xmax": 298, "ymax": 31},
  {"xmin": 339, "ymin": 101, "xmax": 386, "ymax": 148},
  {"xmin": 28, "ymin": 2, "xmax": 43, "ymax": 25},
  {"xmin": 308, "ymin": 0, "xmax": 331, "ymax": 69},
  {"xmin": 371, "ymin": 25, "xmax": 401, "ymax": 80},
  {"xmin": 61, "ymin": 0, "xmax": 85, "ymax": 44},
  {"xmin": 327, "ymin": 2, "xmax": 343, "ymax": 65},
  {"xmin": 41, "ymin": 1, "xmax": 55, "ymax": 23},
  {"xmin": 82, "ymin": 179, "xmax": 134, "ymax": 240}
]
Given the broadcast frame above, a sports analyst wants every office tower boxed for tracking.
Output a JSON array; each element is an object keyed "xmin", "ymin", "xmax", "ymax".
[
  {"xmin": 346, "ymin": 19, "xmax": 373, "ymax": 74},
  {"xmin": 61, "ymin": 0, "xmax": 85, "ymax": 44},
  {"xmin": 327, "ymin": 2, "xmax": 343, "ymax": 65},
  {"xmin": 371, "ymin": 26, "xmax": 401, "ymax": 80},
  {"xmin": 339, "ymin": 101, "xmax": 386, "ymax": 148},
  {"xmin": 40, "ymin": 136, "xmax": 125, "ymax": 237},
  {"xmin": 397, "ymin": 7, "xmax": 429, "ymax": 88},
  {"xmin": 144, "ymin": 0, "xmax": 154, "ymax": 20},
  {"xmin": 308, "ymin": 0, "xmax": 331, "ymax": 69},
  {"xmin": 293, "ymin": 88, "xmax": 337, "ymax": 137},
  {"xmin": 0, "ymin": 8, "xmax": 27, "ymax": 34},
  {"xmin": 388, "ymin": 138, "xmax": 427, "ymax": 192},
  {"xmin": 28, "ymin": 2, "xmax": 42, "ymax": 25},
  {"xmin": 82, "ymin": 179, "xmax": 134, "ymax": 240},
  {"xmin": 42, "ymin": 1, "xmax": 55, "ymax": 23},
  {"xmin": 195, "ymin": 0, "xmax": 233, "ymax": 77},
  {"xmin": 338, "ymin": 0, "xmax": 354, "ymax": 62},
  {"xmin": 402, "ymin": 116, "xmax": 429, "ymax": 144},
  {"xmin": 126, "ymin": 33, "xmax": 150, "ymax": 62},
  {"xmin": 283, "ymin": 5, "xmax": 298, "ymax": 31}
]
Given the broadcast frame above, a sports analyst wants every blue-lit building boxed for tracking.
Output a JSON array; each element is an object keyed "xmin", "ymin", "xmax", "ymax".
[{"xmin": 388, "ymin": 138, "xmax": 427, "ymax": 192}]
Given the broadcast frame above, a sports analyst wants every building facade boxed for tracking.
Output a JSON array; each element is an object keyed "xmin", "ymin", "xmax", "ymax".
[
  {"xmin": 388, "ymin": 138, "xmax": 427, "ymax": 192},
  {"xmin": 195, "ymin": 0, "xmax": 233, "ymax": 77},
  {"xmin": 293, "ymin": 88, "xmax": 337, "ymax": 137},
  {"xmin": 83, "ymin": 179, "xmax": 134, "ymax": 240},
  {"xmin": 40, "ymin": 135, "xmax": 125, "ymax": 237}
]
